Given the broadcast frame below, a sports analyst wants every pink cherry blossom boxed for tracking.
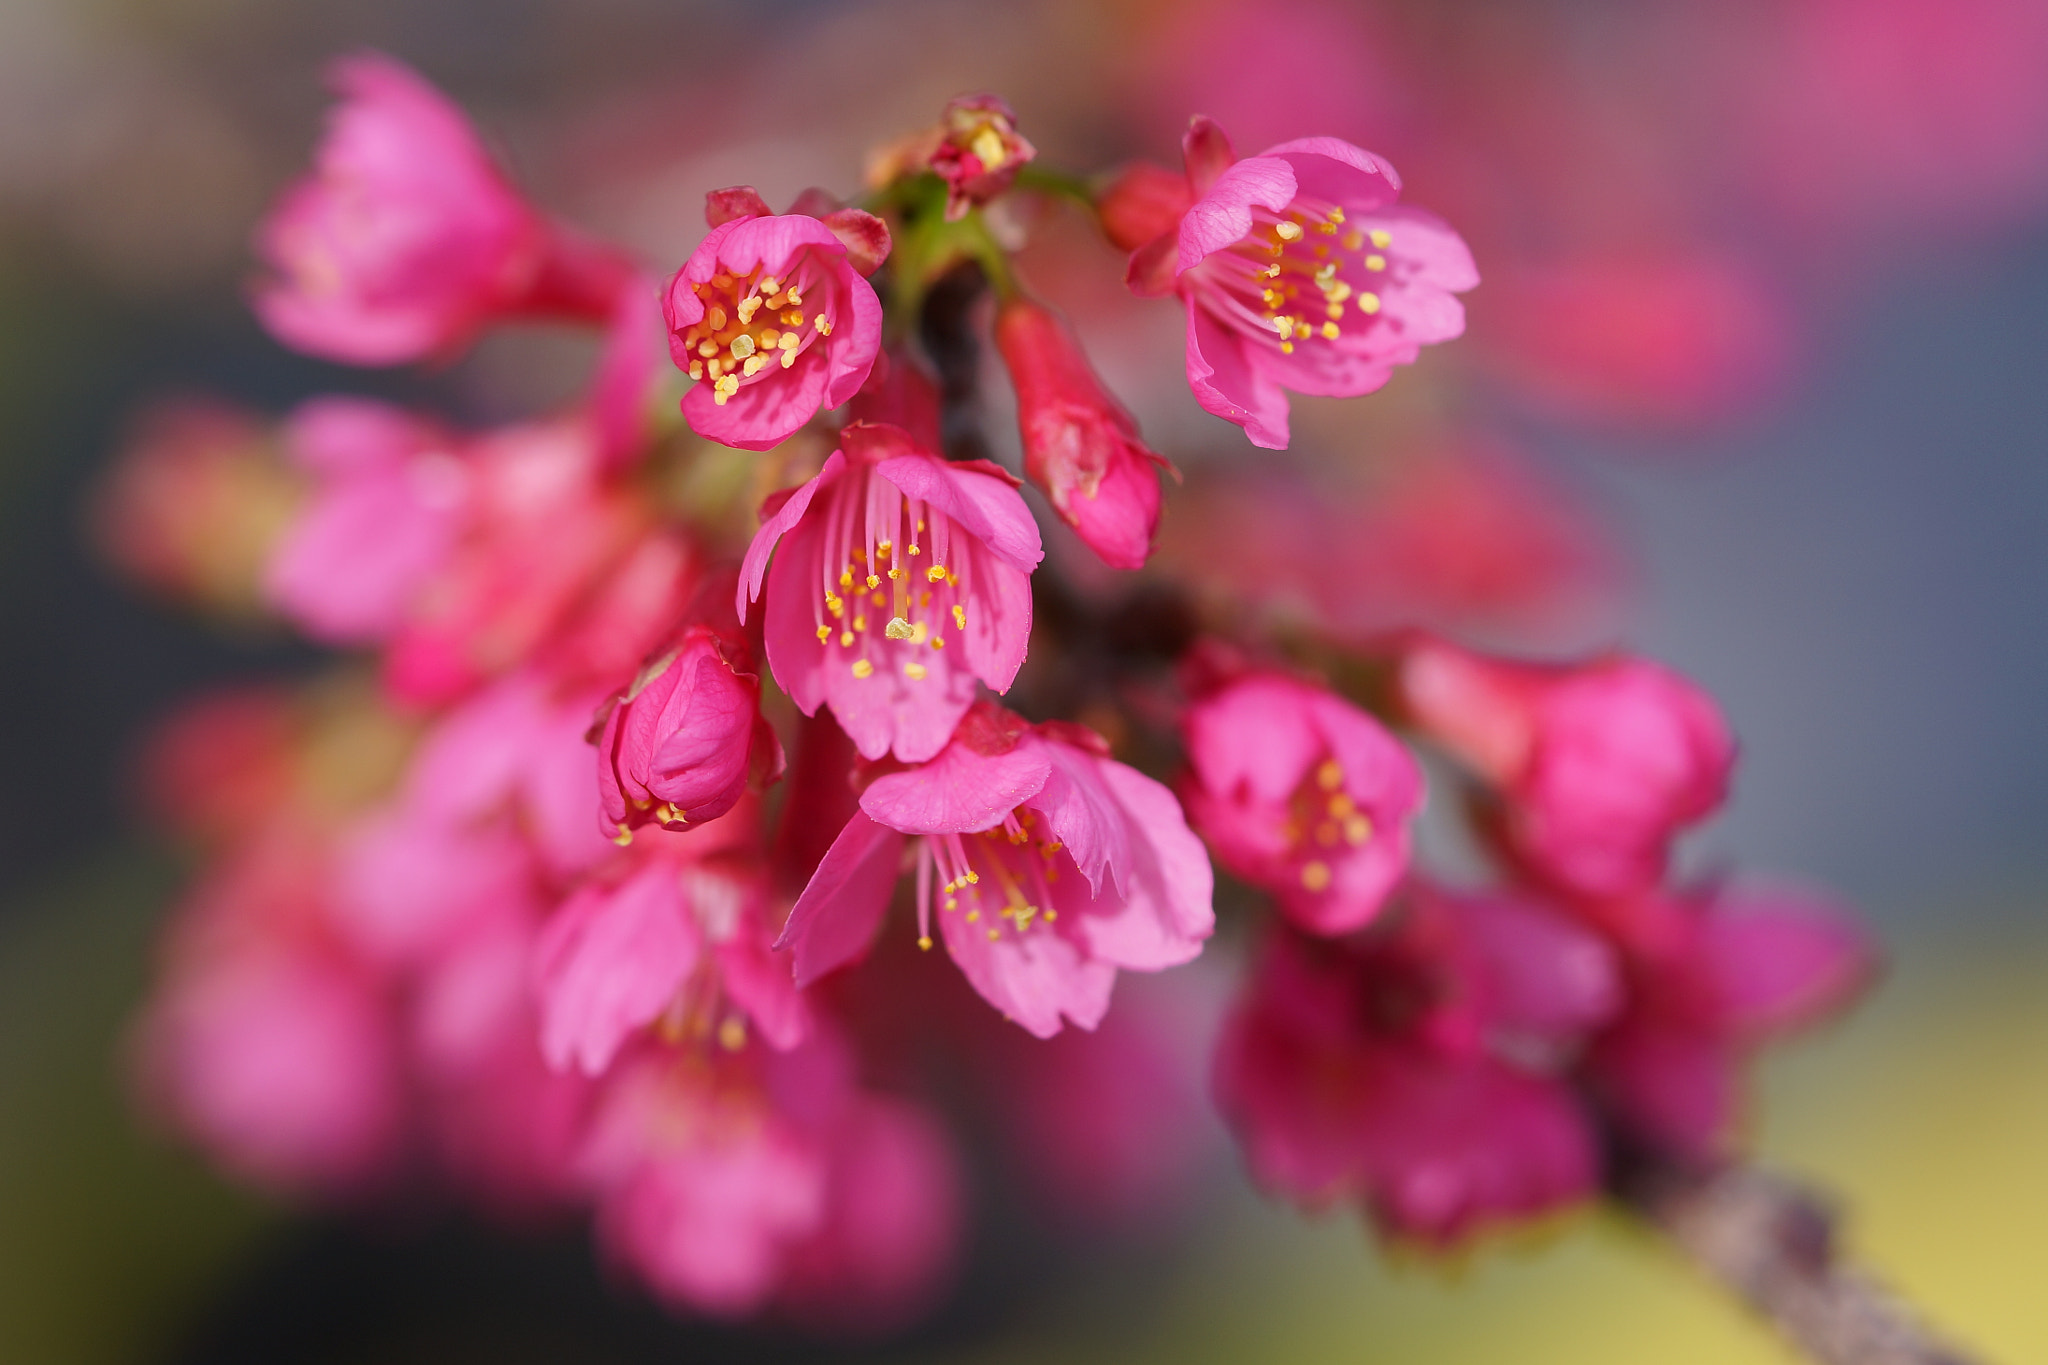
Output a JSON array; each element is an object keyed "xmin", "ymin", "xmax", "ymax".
[
  {"xmin": 577, "ymin": 1029, "xmax": 961, "ymax": 1320},
  {"xmin": 665, "ymin": 214, "xmax": 884, "ymax": 450},
  {"xmin": 135, "ymin": 829, "xmax": 403, "ymax": 1199},
  {"xmin": 1120, "ymin": 118, "xmax": 1477, "ymax": 449},
  {"xmin": 1586, "ymin": 883, "xmax": 1874, "ymax": 1164},
  {"xmin": 1400, "ymin": 639, "xmax": 1734, "ymax": 899},
  {"xmin": 264, "ymin": 397, "xmax": 470, "ymax": 644},
  {"xmin": 995, "ymin": 297, "xmax": 1168, "ymax": 570},
  {"xmin": 253, "ymin": 53, "xmax": 632, "ymax": 365},
  {"xmin": 1214, "ymin": 888, "xmax": 1616, "ymax": 1243},
  {"xmin": 533, "ymin": 825, "xmax": 807, "ymax": 1077},
  {"xmin": 595, "ymin": 618, "xmax": 783, "ymax": 840},
  {"xmin": 781, "ymin": 704, "xmax": 1214, "ymax": 1038},
  {"xmin": 1180, "ymin": 670, "xmax": 1423, "ymax": 936},
  {"xmin": 867, "ymin": 95, "xmax": 1038, "ymax": 222},
  {"xmin": 739, "ymin": 422, "xmax": 1042, "ymax": 763}
]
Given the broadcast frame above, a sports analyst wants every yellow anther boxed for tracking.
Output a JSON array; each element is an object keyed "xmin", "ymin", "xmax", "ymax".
[
  {"xmin": 1370, "ymin": 229, "xmax": 1391, "ymax": 249},
  {"xmin": 730, "ymin": 333, "xmax": 756, "ymax": 359},
  {"xmin": 851, "ymin": 659, "xmax": 874, "ymax": 679},
  {"xmin": 1326, "ymin": 305, "xmax": 1344, "ymax": 321},
  {"xmin": 918, "ymin": 935, "xmax": 933, "ymax": 950},
  {"xmin": 1301, "ymin": 860, "xmax": 1333, "ymax": 892},
  {"xmin": 697, "ymin": 339, "xmax": 718, "ymax": 358},
  {"xmin": 952, "ymin": 604, "xmax": 967, "ymax": 629},
  {"xmin": 815, "ymin": 314, "xmax": 832, "ymax": 335},
  {"xmin": 1321, "ymin": 321, "xmax": 1340, "ymax": 340},
  {"xmin": 908, "ymin": 621, "xmax": 928, "ymax": 645},
  {"xmin": 926, "ymin": 564, "xmax": 947, "ymax": 582},
  {"xmin": 1328, "ymin": 793, "xmax": 1357, "ymax": 817},
  {"xmin": 1327, "ymin": 281, "xmax": 1353, "ymax": 302},
  {"xmin": 1344, "ymin": 815, "xmax": 1373, "ymax": 845},
  {"xmin": 765, "ymin": 291, "xmax": 788, "ymax": 310},
  {"xmin": 780, "ymin": 350, "xmax": 796, "ymax": 369},
  {"xmin": 711, "ymin": 272, "xmax": 733, "ymax": 288},
  {"xmin": 1317, "ymin": 758, "xmax": 1344, "ymax": 791},
  {"xmin": 1274, "ymin": 221, "xmax": 1305, "ymax": 241},
  {"xmin": 1044, "ymin": 908, "xmax": 1057, "ymax": 921},
  {"xmin": 816, "ymin": 624, "xmax": 831, "ymax": 642},
  {"xmin": 688, "ymin": 361, "xmax": 704, "ymax": 380},
  {"xmin": 853, "ymin": 615, "xmax": 866, "ymax": 631},
  {"xmin": 741, "ymin": 355, "xmax": 766, "ymax": 377},
  {"xmin": 1359, "ymin": 292, "xmax": 1382, "ymax": 314},
  {"xmin": 1317, "ymin": 219, "xmax": 1339, "ymax": 234},
  {"xmin": 966, "ymin": 910, "xmax": 979, "ymax": 922},
  {"xmin": 1329, "ymin": 207, "xmax": 1346, "ymax": 223},
  {"xmin": 786, "ymin": 285, "xmax": 803, "ymax": 304},
  {"xmin": 706, "ymin": 305, "xmax": 728, "ymax": 329},
  {"xmin": 1366, "ymin": 254, "xmax": 1386, "ymax": 272},
  {"xmin": 778, "ymin": 332, "xmax": 799, "ymax": 350},
  {"xmin": 760, "ymin": 328, "xmax": 780, "ymax": 346},
  {"xmin": 612, "ymin": 824, "xmax": 634, "ymax": 847},
  {"xmin": 737, "ymin": 295, "xmax": 761, "ymax": 324},
  {"xmin": 987, "ymin": 929, "xmax": 1001, "ymax": 941},
  {"xmin": 871, "ymin": 590, "xmax": 885, "ymax": 606},
  {"xmin": 825, "ymin": 592, "xmax": 843, "ymax": 614},
  {"xmin": 965, "ymin": 871, "xmax": 979, "ymax": 884},
  {"xmin": 888, "ymin": 567, "xmax": 904, "ymax": 581},
  {"xmin": 908, "ymin": 544, "xmax": 921, "ymax": 555},
  {"xmin": 1295, "ymin": 320, "xmax": 1313, "ymax": 339},
  {"xmin": 904, "ymin": 662, "xmax": 927, "ymax": 680},
  {"xmin": 839, "ymin": 630, "xmax": 854, "ymax": 646},
  {"xmin": 932, "ymin": 636, "xmax": 945, "ymax": 649},
  {"xmin": 758, "ymin": 276, "xmax": 779, "ymax": 294},
  {"xmin": 718, "ymin": 1016, "xmax": 747, "ymax": 1051},
  {"xmin": 1273, "ymin": 316, "xmax": 1294, "ymax": 336},
  {"xmin": 884, "ymin": 616, "xmax": 914, "ymax": 640},
  {"xmin": 782, "ymin": 308, "xmax": 803, "ymax": 326}
]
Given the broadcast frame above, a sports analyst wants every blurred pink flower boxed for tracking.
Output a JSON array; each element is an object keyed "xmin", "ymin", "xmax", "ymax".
[
  {"xmin": 1214, "ymin": 889, "xmax": 1616, "ymax": 1243},
  {"xmin": 1585, "ymin": 883, "xmax": 1875, "ymax": 1164},
  {"xmin": 1120, "ymin": 118, "xmax": 1475, "ymax": 448},
  {"xmin": 739, "ymin": 421, "xmax": 1041, "ymax": 763},
  {"xmin": 578, "ymin": 1030, "xmax": 960, "ymax": 1320},
  {"xmin": 253, "ymin": 53, "xmax": 632, "ymax": 365},
  {"xmin": 534, "ymin": 823, "xmax": 807, "ymax": 1077},
  {"xmin": 264, "ymin": 397, "xmax": 469, "ymax": 645},
  {"xmin": 782, "ymin": 703, "xmax": 1214, "ymax": 1037},
  {"xmin": 91, "ymin": 399, "xmax": 300, "ymax": 618},
  {"xmin": 995, "ymin": 296, "xmax": 1167, "ymax": 570},
  {"xmin": 136, "ymin": 829, "xmax": 404, "ymax": 1199},
  {"xmin": 1401, "ymin": 640, "xmax": 1733, "ymax": 899},
  {"xmin": 1179, "ymin": 669, "xmax": 1422, "ymax": 936},
  {"xmin": 665, "ymin": 214, "xmax": 884, "ymax": 450}
]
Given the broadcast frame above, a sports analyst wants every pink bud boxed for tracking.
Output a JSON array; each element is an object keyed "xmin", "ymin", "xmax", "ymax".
[
  {"xmin": 596, "ymin": 624, "xmax": 781, "ymax": 838},
  {"xmin": 995, "ymin": 298, "xmax": 1167, "ymax": 571}
]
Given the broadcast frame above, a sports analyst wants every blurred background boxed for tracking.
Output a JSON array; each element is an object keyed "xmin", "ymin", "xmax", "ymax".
[{"xmin": 3, "ymin": 0, "xmax": 2046, "ymax": 1360}]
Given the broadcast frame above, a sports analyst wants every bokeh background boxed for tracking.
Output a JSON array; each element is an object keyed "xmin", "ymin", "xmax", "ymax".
[{"xmin": 3, "ymin": 0, "xmax": 2046, "ymax": 1360}]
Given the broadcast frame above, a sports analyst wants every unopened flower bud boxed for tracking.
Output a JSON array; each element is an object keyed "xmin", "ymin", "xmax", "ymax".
[
  {"xmin": 866, "ymin": 94, "xmax": 1037, "ymax": 221},
  {"xmin": 995, "ymin": 298, "xmax": 1168, "ymax": 571}
]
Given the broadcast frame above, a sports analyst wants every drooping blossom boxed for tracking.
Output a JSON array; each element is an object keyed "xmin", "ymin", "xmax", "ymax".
[
  {"xmin": 91, "ymin": 399, "xmax": 300, "ymax": 619},
  {"xmin": 782, "ymin": 703, "xmax": 1214, "ymax": 1038},
  {"xmin": 263, "ymin": 397, "xmax": 470, "ymax": 644},
  {"xmin": 253, "ymin": 52, "xmax": 633, "ymax": 365},
  {"xmin": 1584, "ymin": 883, "xmax": 1875, "ymax": 1165},
  {"xmin": 740, "ymin": 422, "xmax": 1041, "ymax": 763},
  {"xmin": 1214, "ymin": 887, "xmax": 1618, "ymax": 1243},
  {"xmin": 994, "ymin": 297, "xmax": 1167, "ymax": 570},
  {"xmin": 578, "ymin": 1030, "xmax": 961, "ymax": 1320},
  {"xmin": 1180, "ymin": 668, "xmax": 1424, "ymax": 937},
  {"xmin": 664, "ymin": 210, "xmax": 886, "ymax": 450},
  {"xmin": 135, "ymin": 828, "xmax": 404, "ymax": 1199},
  {"xmin": 1116, "ymin": 118, "xmax": 1476, "ymax": 449},
  {"xmin": 866, "ymin": 94, "xmax": 1038, "ymax": 221},
  {"xmin": 1399, "ymin": 639, "xmax": 1734, "ymax": 899},
  {"xmin": 595, "ymin": 601, "xmax": 783, "ymax": 840},
  {"xmin": 534, "ymin": 814, "xmax": 807, "ymax": 1077}
]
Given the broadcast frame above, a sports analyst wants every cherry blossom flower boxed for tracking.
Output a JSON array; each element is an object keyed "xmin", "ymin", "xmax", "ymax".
[
  {"xmin": 1400, "ymin": 639, "xmax": 1734, "ymax": 899},
  {"xmin": 1180, "ymin": 669, "xmax": 1423, "ymax": 936},
  {"xmin": 867, "ymin": 94, "xmax": 1038, "ymax": 221},
  {"xmin": 1118, "ymin": 118, "xmax": 1477, "ymax": 448},
  {"xmin": 739, "ymin": 422, "xmax": 1041, "ymax": 763},
  {"xmin": 664, "ymin": 214, "xmax": 885, "ymax": 450},
  {"xmin": 995, "ymin": 296, "xmax": 1167, "ymax": 570},
  {"xmin": 253, "ymin": 52, "xmax": 632, "ymax": 365},
  {"xmin": 1214, "ymin": 888, "xmax": 1617, "ymax": 1243},
  {"xmin": 782, "ymin": 703, "xmax": 1214, "ymax": 1037},
  {"xmin": 1584, "ymin": 883, "xmax": 1875, "ymax": 1164}
]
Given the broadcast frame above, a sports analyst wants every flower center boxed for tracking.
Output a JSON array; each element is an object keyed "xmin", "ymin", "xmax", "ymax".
[
  {"xmin": 1287, "ymin": 757, "xmax": 1374, "ymax": 893},
  {"xmin": 680, "ymin": 261, "xmax": 835, "ymax": 405},
  {"xmin": 1197, "ymin": 202, "xmax": 1395, "ymax": 355},
  {"xmin": 813, "ymin": 468, "xmax": 973, "ymax": 682},
  {"xmin": 914, "ymin": 807, "xmax": 1065, "ymax": 950}
]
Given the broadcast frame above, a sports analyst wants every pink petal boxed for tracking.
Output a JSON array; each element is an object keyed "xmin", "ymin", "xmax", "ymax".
[
  {"xmin": 939, "ymin": 901, "xmax": 1116, "ymax": 1038},
  {"xmin": 534, "ymin": 868, "xmax": 702, "ymax": 1075},
  {"xmin": 778, "ymin": 813, "xmax": 906, "ymax": 986},
  {"xmin": 739, "ymin": 452, "xmax": 844, "ymax": 622},
  {"xmin": 1185, "ymin": 295, "xmax": 1292, "ymax": 448},
  {"xmin": 1176, "ymin": 155, "xmax": 1298, "ymax": 273},
  {"xmin": 861, "ymin": 734, "xmax": 1052, "ymax": 834}
]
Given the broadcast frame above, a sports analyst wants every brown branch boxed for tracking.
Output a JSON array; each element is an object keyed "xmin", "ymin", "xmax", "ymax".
[{"xmin": 1617, "ymin": 1159, "xmax": 1983, "ymax": 1365}]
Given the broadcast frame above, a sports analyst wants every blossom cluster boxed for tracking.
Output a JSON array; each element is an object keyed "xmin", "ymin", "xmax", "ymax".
[{"xmin": 102, "ymin": 54, "xmax": 1873, "ymax": 1325}]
